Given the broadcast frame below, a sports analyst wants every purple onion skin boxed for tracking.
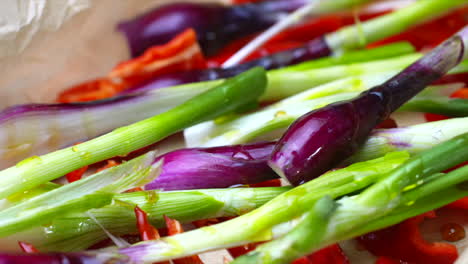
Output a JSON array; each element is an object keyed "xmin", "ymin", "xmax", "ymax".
[
  {"xmin": 118, "ymin": 1, "xmax": 307, "ymax": 57},
  {"xmin": 0, "ymin": 253, "xmax": 128, "ymax": 264},
  {"xmin": 124, "ymin": 37, "xmax": 331, "ymax": 94},
  {"xmin": 269, "ymin": 28, "xmax": 467, "ymax": 186},
  {"xmin": 145, "ymin": 142, "xmax": 278, "ymax": 191}
]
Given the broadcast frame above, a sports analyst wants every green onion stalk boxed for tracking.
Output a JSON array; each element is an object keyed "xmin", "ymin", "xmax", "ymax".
[
  {"xmin": 2, "ymin": 116, "xmax": 465, "ymax": 252},
  {"xmin": 1, "ymin": 115, "xmax": 465, "ymax": 252},
  {"xmin": 111, "ymin": 134, "xmax": 467, "ymax": 263},
  {"xmin": 232, "ymin": 135, "xmax": 468, "ymax": 263},
  {"xmin": 6, "ymin": 187, "xmax": 289, "ymax": 252},
  {"xmin": 0, "ymin": 152, "xmax": 160, "ymax": 238},
  {"xmin": 0, "ymin": 68, "xmax": 267, "ymax": 200},
  {"xmin": 185, "ymin": 72, "xmax": 467, "ymax": 148},
  {"xmin": 104, "ymin": 151, "xmax": 411, "ymax": 262}
]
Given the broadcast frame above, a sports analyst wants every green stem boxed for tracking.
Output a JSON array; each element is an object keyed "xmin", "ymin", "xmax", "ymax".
[
  {"xmin": 0, "ymin": 152, "xmax": 160, "ymax": 237},
  {"xmin": 348, "ymin": 117, "xmax": 468, "ymax": 162},
  {"xmin": 283, "ymin": 42, "xmax": 415, "ymax": 72},
  {"xmin": 326, "ymin": 0, "xmax": 467, "ymax": 51},
  {"xmin": 0, "ymin": 68, "xmax": 267, "ymax": 199},
  {"xmin": 113, "ymin": 152, "xmax": 408, "ymax": 262},
  {"xmin": 400, "ymin": 97, "xmax": 468, "ymax": 117},
  {"xmin": 264, "ymin": 54, "xmax": 419, "ymax": 101},
  {"xmin": 232, "ymin": 197, "xmax": 336, "ymax": 264},
  {"xmin": 331, "ymin": 133, "xmax": 468, "ymax": 236},
  {"xmin": 20, "ymin": 187, "xmax": 290, "ymax": 252}
]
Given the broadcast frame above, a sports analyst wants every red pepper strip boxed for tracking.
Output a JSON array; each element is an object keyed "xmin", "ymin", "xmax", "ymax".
[
  {"xmin": 248, "ymin": 179, "xmax": 282, "ymax": 187},
  {"xmin": 18, "ymin": 241, "xmax": 39, "ymax": 253},
  {"xmin": 96, "ymin": 160, "xmax": 120, "ymax": 173},
  {"xmin": 65, "ymin": 143, "xmax": 88, "ymax": 183},
  {"xmin": 375, "ymin": 118, "xmax": 398, "ymax": 129},
  {"xmin": 446, "ymin": 197, "xmax": 468, "ymax": 210},
  {"xmin": 135, "ymin": 206, "xmax": 160, "ymax": 241},
  {"xmin": 358, "ymin": 211, "xmax": 459, "ymax": 264},
  {"xmin": 368, "ymin": 8, "xmax": 468, "ymax": 51},
  {"xmin": 109, "ymin": 28, "xmax": 206, "ymax": 88},
  {"xmin": 425, "ymin": 87, "xmax": 468, "ymax": 122},
  {"xmin": 65, "ymin": 165, "xmax": 88, "ymax": 183},
  {"xmin": 375, "ymin": 256, "xmax": 401, "ymax": 264},
  {"xmin": 164, "ymin": 215, "xmax": 204, "ymax": 264},
  {"xmin": 293, "ymin": 244, "xmax": 350, "ymax": 264},
  {"xmin": 58, "ymin": 29, "xmax": 205, "ymax": 103}
]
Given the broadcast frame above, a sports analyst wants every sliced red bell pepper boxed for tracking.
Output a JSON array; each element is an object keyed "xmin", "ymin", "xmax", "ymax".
[
  {"xmin": 65, "ymin": 165, "xmax": 88, "ymax": 183},
  {"xmin": 18, "ymin": 241, "xmax": 39, "ymax": 253},
  {"xmin": 248, "ymin": 179, "xmax": 282, "ymax": 187},
  {"xmin": 135, "ymin": 206, "xmax": 160, "ymax": 241},
  {"xmin": 65, "ymin": 143, "xmax": 88, "ymax": 183},
  {"xmin": 375, "ymin": 256, "xmax": 401, "ymax": 264},
  {"xmin": 293, "ymin": 244, "xmax": 349, "ymax": 264},
  {"xmin": 164, "ymin": 215, "xmax": 204, "ymax": 264},
  {"xmin": 96, "ymin": 160, "xmax": 120, "ymax": 173},
  {"xmin": 58, "ymin": 29, "xmax": 205, "ymax": 103},
  {"xmin": 109, "ymin": 28, "xmax": 206, "ymax": 88},
  {"xmin": 358, "ymin": 211, "xmax": 459, "ymax": 264}
]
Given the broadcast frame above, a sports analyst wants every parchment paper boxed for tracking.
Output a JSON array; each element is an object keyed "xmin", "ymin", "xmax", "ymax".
[{"xmin": 0, "ymin": 0, "xmax": 220, "ymax": 107}]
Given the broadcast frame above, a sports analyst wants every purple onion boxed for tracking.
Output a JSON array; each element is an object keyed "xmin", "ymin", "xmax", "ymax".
[
  {"xmin": 124, "ymin": 37, "xmax": 331, "ymax": 94},
  {"xmin": 145, "ymin": 142, "xmax": 278, "ymax": 190},
  {"xmin": 117, "ymin": 0, "xmax": 308, "ymax": 57},
  {"xmin": 269, "ymin": 27, "xmax": 468, "ymax": 186}
]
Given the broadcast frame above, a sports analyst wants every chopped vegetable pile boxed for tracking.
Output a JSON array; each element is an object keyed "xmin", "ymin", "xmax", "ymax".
[{"xmin": 0, "ymin": 0, "xmax": 467, "ymax": 263}]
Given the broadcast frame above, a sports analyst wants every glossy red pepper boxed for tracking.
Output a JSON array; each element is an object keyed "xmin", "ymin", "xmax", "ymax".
[
  {"xmin": 446, "ymin": 197, "xmax": 468, "ymax": 210},
  {"xmin": 358, "ymin": 211, "xmax": 459, "ymax": 264},
  {"xmin": 18, "ymin": 241, "xmax": 39, "ymax": 253},
  {"xmin": 164, "ymin": 215, "xmax": 204, "ymax": 264},
  {"xmin": 135, "ymin": 206, "xmax": 160, "ymax": 241},
  {"xmin": 293, "ymin": 244, "xmax": 349, "ymax": 264},
  {"xmin": 375, "ymin": 256, "xmax": 401, "ymax": 264},
  {"xmin": 65, "ymin": 143, "xmax": 88, "ymax": 183},
  {"xmin": 58, "ymin": 29, "xmax": 205, "ymax": 103}
]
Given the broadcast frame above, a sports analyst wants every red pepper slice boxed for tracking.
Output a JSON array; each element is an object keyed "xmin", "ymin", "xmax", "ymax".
[
  {"xmin": 164, "ymin": 215, "xmax": 204, "ymax": 264},
  {"xmin": 65, "ymin": 165, "xmax": 88, "ymax": 183},
  {"xmin": 96, "ymin": 160, "xmax": 120, "ymax": 173},
  {"xmin": 18, "ymin": 241, "xmax": 39, "ymax": 253},
  {"xmin": 358, "ymin": 211, "xmax": 459, "ymax": 264},
  {"xmin": 110, "ymin": 28, "xmax": 206, "ymax": 88},
  {"xmin": 248, "ymin": 179, "xmax": 282, "ymax": 187},
  {"xmin": 375, "ymin": 256, "xmax": 401, "ymax": 264},
  {"xmin": 58, "ymin": 29, "xmax": 205, "ymax": 103},
  {"xmin": 135, "ymin": 206, "xmax": 160, "ymax": 241},
  {"xmin": 65, "ymin": 143, "xmax": 89, "ymax": 183},
  {"xmin": 446, "ymin": 197, "xmax": 468, "ymax": 210},
  {"xmin": 293, "ymin": 244, "xmax": 350, "ymax": 264}
]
